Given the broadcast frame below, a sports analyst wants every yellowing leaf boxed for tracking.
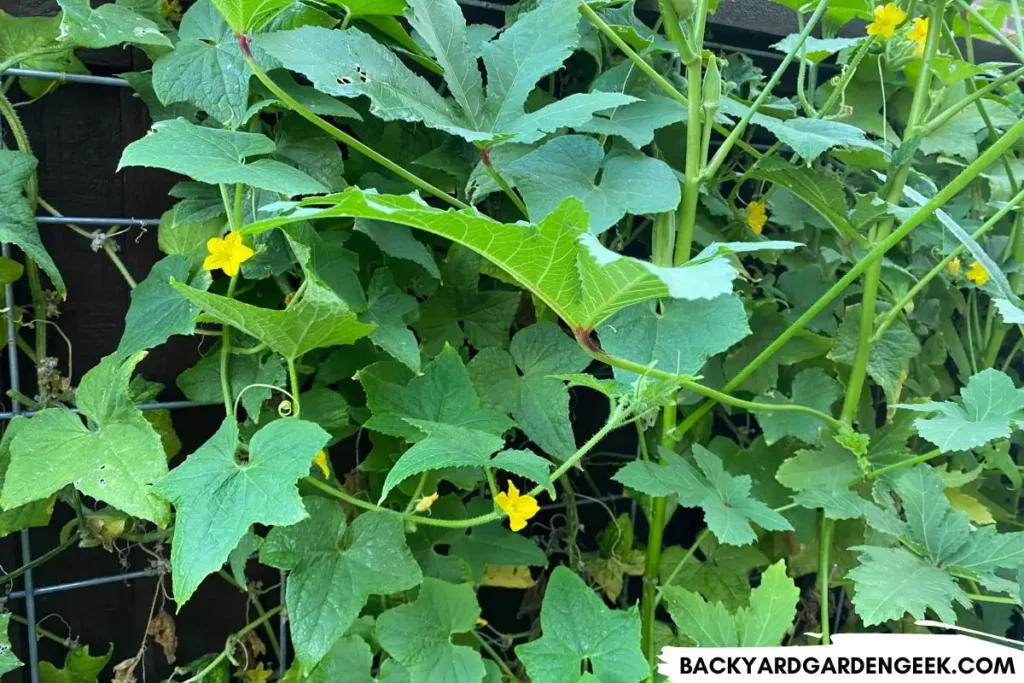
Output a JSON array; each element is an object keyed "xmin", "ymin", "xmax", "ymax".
[
  {"xmin": 481, "ymin": 565, "xmax": 536, "ymax": 589},
  {"xmin": 946, "ymin": 489, "xmax": 996, "ymax": 525}
]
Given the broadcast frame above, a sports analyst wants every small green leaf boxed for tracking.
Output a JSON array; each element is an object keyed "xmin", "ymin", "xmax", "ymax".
[
  {"xmin": 153, "ymin": 417, "xmax": 330, "ymax": 604},
  {"xmin": 0, "ymin": 420, "xmax": 54, "ymax": 538},
  {"xmin": 0, "ymin": 151, "xmax": 64, "ymax": 295},
  {"xmin": 0, "ymin": 11, "xmax": 88, "ymax": 98},
  {"xmin": 376, "ymin": 578, "xmax": 486, "ymax": 683},
  {"xmin": 776, "ymin": 440, "xmax": 860, "ymax": 491},
  {"xmin": 659, "ymin": 536, "xmax": 770, "ymax": 609},
  {"xmin": 363, "ymin": 268, "xmax": 421, "ymax": 371},
  {"xmin": 515, "ymin": 566, "xmax": 648, "ymax": 683},
  {"xmin": 449, "ymin": 507, "xmax": 548, "ymax": 583},
  {"xmin": 211, "ymin": 0, "xmax": 291, "ymax": 32},
  {"xmin": 327, "ymin": 0, "xmax": 406, "ymax": 16},
  {"xmin": 228, "ymin": 531, "xmax": 262, "ymax": 588},
  {"xmin": 355, "ymin": 219, "xmax": 440, "ymax": 280},
  {"xmin": 261, "ymin": 498, "xmax": 422, "ymax": 672},
  {"xmin": 117, "ymin": 256, "xmax": 211, "ymax": 355},
  {"xmin": 831, "ymin": 304, "xmax": 920, "ymax": 405},
  {"xmin": 614, "ymin": 446, "xmax": 792, "ymax": 546},
  {"xmin": 157, "ymin": 206, "xmax": 225, "ymax": 270},
  {"xmin": 751, "ymin": 115, "xmax": 881, "ymax": 163},
  {"xmin": 2, "ymin": 353, "xmax": 170, "ymax": 525},
  {"xmin": 173, "ymin": 280, "xmax": 375, "ymax": 360},
  {"xmin": 38, "ymin": 644, "xmax": 112, "ymax": 683},
  {"xmin": 663, "ymin": 560, "xmax": 799, "ymax": 647},
  {"xmin": 895, "ymin": 369, "xmax": 1024, "ymax": 452},
  {"xmin": 468, "ymin": 323, "xmax": 590, "ymax": 460},
  {"xmin": 302, "ymin": 634, "xmax": 410, "ymax": 683},
  {"xmin": 118, "ymin": 118, "xmax": 328, "ymax": 196},
  {"xmin": 770, "ymin": 34, "xmax": 864, "ymax": 64},
  {"xmin": 56, "ymin": 0, "xmax": 170, "ymax": 48},
  {"xmin": 177, "ymin": 346, "xmax": 285, "ymax": 422},
  {"xmin": 502, "ymin": 135, "xmax": 680, "ymax": 234},
  {"xmin": 793, "ymin": 485, "xmax": 873, "ymax": 520},
  {"xmin": 0, "ymin": 614, "xmax": 22, "ymax": 676},
  {"xmin": 754, "ymin": 368, "xmax": 840, "ymax": 445},
  {"xmin": 488, "ymin": 450, "xmax": 554, "ymax": 496}
]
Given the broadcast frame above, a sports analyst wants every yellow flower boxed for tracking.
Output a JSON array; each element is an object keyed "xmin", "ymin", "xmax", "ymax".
[
  {"xmin": 867, "ymin": 3, "xmax": 908, "ymax": 38},
  {"xmin": 967, "ymin": 260, "xmax": 990, "ymax": 286},
  {"xmin": 908, "ymin": 17, "xmax": 928, "ymax": 56},
  {"xmin": 414, "ymin": 492, "xmax": 440, "ymax": 512},
  {"xmin": 495, "ymin": 481, "xmax": 539, "ymax": 532},
  {"xmin": 245, "ymin": 663, "xmax": 272, "ymax": 683},
  {"xmin": 746, "ymin": 200, "xmax": 768, "ymax": 235},
  {"xmin": 475, "ymin": 618, "xmax": 489, "ymax": 628},
  {"xmin": 949, "ymin": 257, "xmax": 961, "ymax": 276},
  {"xmin": 203, "ymin": 232, "xmax": 254, "ymax": 277},
  {"xmin": 311, "ymin": 450, "xmax": 329, "ymax": 478},
  {"xmin": 160, "ymin": 0, "xmax": 182, "ymax": 21}
]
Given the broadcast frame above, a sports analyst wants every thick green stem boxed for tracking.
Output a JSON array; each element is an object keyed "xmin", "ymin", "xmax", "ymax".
[
  {"xmin": 818, "ymin": 515, "xmax": 834, "ymax": 643},
  {"xmin": 954, "ymin": 0, "xmax": 1024, "ymax": 63},
  {"xmin": 673, "ymin": 59, "xmax": 703, "ymax": 266},
  {"xmin": 219, "ymin": 275, "xmax": 239, "ymax": 415},
  {"xmin": 671, "ymin": 113, "xmax": 1024, "ymax": 440},
  {"xmin": 483, "ymin": 158, "xmax": 528, "ymax": 218},
  {"xmin": 641, "ymin": 403, "xmax": 676, "ymax": 675},
  {"xmin": 287, "ymin": 357, "xmax": 302, "ymax": 419},
  {"xmin": 240, "ymin": 43, "xmax": 468, "ymax": 210}
]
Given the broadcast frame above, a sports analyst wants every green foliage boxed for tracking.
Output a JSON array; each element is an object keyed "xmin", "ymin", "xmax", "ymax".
[{"xmin": 9, "ymin": 0, "xmax": 1024, "ymax": 674}]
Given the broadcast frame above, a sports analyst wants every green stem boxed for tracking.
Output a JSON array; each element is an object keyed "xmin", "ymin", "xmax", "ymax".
[
  {"xmin": 671, "ymin": 113, "xmax": 1024, "ymax": 440},
  {"xmin": 651, "ymin": 210, "xmax": 676, "ymax": 267},
  {"xmin": 403, "ymin": 473, "xmax": 430, "ymax": 513},
  {"xmin": 673, "ymin": 59, "xmax": 703, "ymax": 266},
  {"xmin": 702, "ymin": 0, "xmax": 829, "ymax": 179},
  {"xmin": 967, "ymin": 593, "xmax": 1018, "ymax": 604},
  {"xmin": 954, "ymin": 0, "xmax": 1024, "ymax": 63},
  {"xmin": 863, "ymin": 449, "xmax": 943, "ymax": 481},
  {"xmin": 483, "ymin": 160, "xmax": 529, "ymax": 218},
  {"xmin": 219, "ymin": 275, "xmax": 239, "ymax": 415},
  {"xmin": 216, "ymin": 570, "xmax": 282, "ymax": 662},
  {"xmin": 873, "ymin": 187, "xmax": 1024, "ymax": 341},
  {"xmin": 818, "ymin": 515, "xmax": 834, "ymax": 644},
  {"xmin": 641, "ymin": 402, "xmax": 676, "ymax": 674},
  {"xmin": 181, "ymin": 606, "xmax": 283, "ymax": 683},
  {"xmin": 8, "ymin": 614, "xmax": 69, "ymax": 648},
  {"xmin": 241, "ymin": 45, "xmax": 468, "ymax": 210},
  {"xmin": 287, "ymin": 357, "xmax": 302, "ymax": 419},
  {"xmin": 657, "ymin": 528, "xmax": 711, "ymax": 596},
  {"xmin": 922, "ymin": 66, "xmax": 1024, "ymax": 136},
  {"xmin": 473, "ymin": 631, "xmax": 522, "ymax": 683},
  {"xmin": 1, "ymin": 532, "xmax": 77, "ymax": 586}
]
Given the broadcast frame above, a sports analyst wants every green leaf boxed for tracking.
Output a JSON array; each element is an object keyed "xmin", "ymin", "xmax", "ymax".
[
  {"xmin": 770, "ymin": 34, "xmax": 864, "ymax": 64},
  {"xmin": 117, "ymin": 256, "xmax": 210, "ymax": 355},
  {"xmin": 244, "ymin": 189, "xmax": 800, "ymax": 329},
  {"xmin": 118, "ymin": 118, "xmax": 328, "ymax": 196},
  {"xmin": 0, "ymin": 150, "xmax": 64, "ymax": 295},
  {"xmin": 2, "ymin": 353, "xmax": 169, "ymax": 525},
  {"xmin": 830, "ymin": 304, "xmax": 920, "ymax": 405},
  {"xmin": 359, "ymin": 345, "xmax": 513, "ymax": 442},
  {"xmin": 254, "ymin": 1, "xmax": 636, "ymax": 147},
  {"xmin": 0, "ymin": 11, "xmax": 88, "ymax": 98},
  {"xmin": 274, "ymin": 115, "xmax": 347, "ymax": 192},
  {"xmin": 659, "ymin": 536, "xmax": 770, "ymax": 609},
  {"xmin": 748, "ymin": 157, "xmax": 860, "ymax": 247},
  {"xmin": 502, "ymin": 135, "xmax": 680, "ymax": 234},
  {"xmin": 177, "ymin": 346, "xmax": 285, "ymax": 421},
  {"xmin": 211, "ymin": 0, "xmax": 291, "ymax": 31},
  {"xmin": 38, "ymin": 644, "xmax": 112, "ymax": 683},
  {"xmin": 577, "ymin": 94, "xmax": 687, "ymax": 149},
  {"xmin": 0, "ymin": 420, "xmax": 54, "ymax": 538},
  {"xmin": 376, "ymin": 578, "xmax": 486, "ymax": 683},
  {"xmin": 0, "ymin": 614, "xmax": 21, "ymax": 676},
  {"xmin": 329, "ymin": 0, "xmax": 406, "ymax": 16},
  {"xmin": 921, "ymin": 100, "xmax": 1017, "ymax": 161},
  {"xmin": 56, "ymin": 0, "xmax": 170, "ymax": 48},
  {"xmin": 776, "ymin": 439, "xmax": 860, "ymax": 491},
  {"xmin": 614, "ymin": 446, "xmax": 792, "ymax": 546},
  {"xmin": 793, "ymin": 485, "xmax": 873, "ymax": 520},
  {"xmin": 597, "ymin": 295, "xmax": 750, "ymax": 384},
  {"xmin": 663, "ymin": 560, "xmax": 799, "ymax": 647},
  {"xmin": 261, "ymin": 498, "xmax": 422, "ymax": 672},
  {"xmin": 488, "ymin": 450, "xmax": 554, "ymax": 495},
  {"xmin": 173, "ymin": 280, "xmax": 375, "ymax": 360},
  {"xmin": 750, "ymin": 115, "xmax": 880, "ymax": 163},
  {"xmin": 754, "ymin": 368, "xmax": 840, "ymax": 445},
  {"xmin": 847, "ymin": 546, "xmax": 971, "ymax": 625},
  {"xmin": 303, "ymin": 634, "xmax": 410, "ymax": 683},
  {"xmin": 158, "ymin": 206, "xmax": 225, "ymax": 271},
  {"xmin": 153, "ymin": 417, "xmax": 330, "ymax": 604},
  {"xmin": 449, "ymin": 507, "xmax": 548, "ymax": 583},
  {"xmin": 151, "ymin": 0, "xmax": 258, "ymax": 127},
  {"xmin": 363, "ymin": 268, "xmax": 420, "ymax": 371},
  {"xmin": 228, "ymin": 531, "xmax": 262, "ymax": 588},
  {"xmin": 895, "ymin": 369, "xmax": 1024, "ymax": 452},
  {"xmin": 515, "ymin": 565, "xmax": 648, "ymax": 683},
  {"xmin": 468, "ymin": 323, "xmax": 590, "ymax": 460},
  {"xmin": 355, "ymin": 219, "xmax": 440, "ymax": 280}
]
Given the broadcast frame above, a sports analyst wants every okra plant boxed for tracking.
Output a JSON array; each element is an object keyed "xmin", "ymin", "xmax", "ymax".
[{"xmin": 1, "ymin": 0, "xmax": 1024, "ymax": 679}]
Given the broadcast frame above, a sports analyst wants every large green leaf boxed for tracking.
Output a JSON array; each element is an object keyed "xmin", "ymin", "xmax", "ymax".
[
  {"xmin": 0, "ymin": 420, "xmax": 54, "ymax": 538},
  {"xmin": 830, "ymin": 304, "xmax": 920, "ymax": 405},
  {"xmin": 663, "ymin": 560, "xmax": 799, "ymax": 647},
  {"xmin": 243, "ymin": 189, "xmax": 800, "ymax": 329},
  {"xmin": 173, "ymin": 280, "xmax": 375, "ymax": 360},
  {"xmin": 750, "ymin": 114, "xmax": 880, "ymax": 162},
  {"xmin": 448, "ymin": 506, "xmax": 548, "ymax": 583},
  {"xmin": 261, "ymin": 498, "xmax": 422, "ymax": 673},
  {"xmin": 376, "ymin": 579, "xmax": 486, "ymax": 683},
  {"xmin": 153, "ymin": 417, "xmax": 330, "ymax": 604},
  {"xmin": 895, "ymin": 369, "xmax": 1024, "ymax": 452},
  {"xmin": 499, "ymin": 135, "xmax": 680, "ymax": 234},
  {"xmin": 0, "ymin": 614, "xmax": 21, "ymax": 676},
  {"xmin": 302, "ymin": 634, "xmax": 410, "ymax": 683},
  {"xmin": 515, "ymin": 566, "xmax": 648, "ymax": 683},
  {"xmin": 363, "ymin": 268, "xmax": 420, "ymax": 371},
  {"xmin": 770, "ymin": 34, "xmax": 865, "ymax": 64},
  {"xmin": 117, "ymin": 256, "xmax": 211, "ymax": 355},
  {"xmin": 56, "ymin": 0, "xmax": 170, "ymax": 48},
  {"xmin": 2, "ymin": 353, "xmax": 170, "ymax": 525},
  {"xmin": 468, "ymin": 323, "xmax": 590, "ymax": 460},
  {"xmin": 38, "ymin": 644, "xmax": 112, "ymax": 683},
  {"xmin": 118, "ymin": 118, "xmax": 327, "ymax": 196},
  {"xmin": 0, "ymin": 151, "xmax": 64, "ymax": 295},
  {"xmin": 597, "ymin": 295, "xmax": 750, "ymax": 385},
  {"xmin": 254, "ymin": 0, "xmax": 636, "ymax": 147},
  {"xmin": 0, "ymin": 11, "xmax": 88, "ymax": 98},
  {"xmin": 211, "ymin": 0, "xmax": 291, "ymax": 31},
  {"xmin": 659, "ymin": 536, "xmax": 770, "ymax": 609},
  {"xmin": 614, "ymin": 446, "xmax": 792, "ymax": 546}
]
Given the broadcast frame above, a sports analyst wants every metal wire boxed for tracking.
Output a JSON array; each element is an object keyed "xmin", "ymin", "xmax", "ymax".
[
  {"xmin": 0, "ymin": 401, "xmax": 217, "ymax": 422},
  {"xmin": 2, "ymin": 68, "xmax": 129, "ymax": 88},
  {"xmin": 36, "ymin": 217, "xmax": 160, "ymax": 227},
  {"xmin": 5, "ymin": 568, "xmax": 161, "ymax": 601}
]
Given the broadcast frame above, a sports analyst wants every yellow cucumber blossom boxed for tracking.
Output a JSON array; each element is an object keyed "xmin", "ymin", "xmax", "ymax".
[
  {"xmin": 967, "ymin": 260, "xmax": 990, "ymax": 286},
  {"xmin": 746, "ymin": 200, "xmax": 768, "ymax": 235},
  {"xmin": 414, "ymin": 492, "xmax": 440, "ymax": 512},
  {"xmin": 948, "ymin": 257, "xmax": 961, "ymax": 276},
  {"xmin": 160, "ymin": 0, "xmax": 182, "ymax": 21},
  {"xmin": 245, "ymin": 663, "xmax": 272, "ymax": 683},
  {"xmin": 495, "ymin": 481, "xmax": 539, "ymax": 532},
  {"xmin": 203, "ymin": 231, "xmax": 254, "ymax": 277},
  {"xmin": 907, "ymin": 17, "xmax": 928, "ymax": 56},
  {"xmin": 867, "ymin": 3, "xmax": 908, "ymax": 38},
  {"xmin": 311, "ymin": 450, "xmax": 329, "ymax": 478}
]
